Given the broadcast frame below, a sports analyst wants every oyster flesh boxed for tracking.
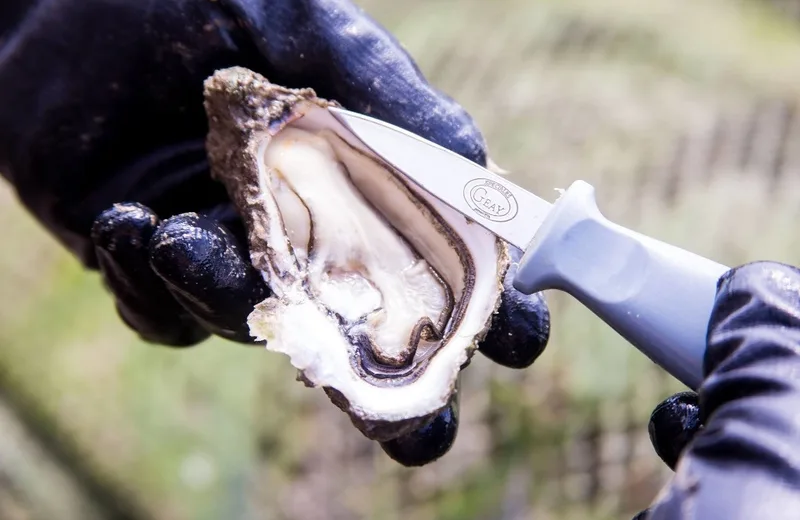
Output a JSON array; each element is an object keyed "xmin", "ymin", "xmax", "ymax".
[{"xmin": 203, "ymin": 67, "xmax": 510, "ymax": 441}]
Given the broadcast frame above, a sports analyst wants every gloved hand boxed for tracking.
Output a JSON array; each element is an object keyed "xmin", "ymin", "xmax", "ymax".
[
  {"xmin": 0, "ymin": 0, "xmax": 550, "ymax": 465},
  {"xmin": 634, "ymin": 261, "xmax": 800, "ymax": 519}
]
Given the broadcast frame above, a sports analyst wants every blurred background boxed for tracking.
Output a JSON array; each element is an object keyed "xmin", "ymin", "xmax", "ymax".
[{"xmin": 3, "ymin": 0, "xmax": 800, "ymax": 518}]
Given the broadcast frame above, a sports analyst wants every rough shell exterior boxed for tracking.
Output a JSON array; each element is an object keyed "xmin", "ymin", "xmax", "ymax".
[{"xmin": 203, "ymin": 66, "xmax": 509, "ymax": 441}]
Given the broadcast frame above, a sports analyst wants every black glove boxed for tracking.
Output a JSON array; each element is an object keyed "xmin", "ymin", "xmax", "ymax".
[
  {"xmin": 634, "ymin": 261, "xmax": 800, "ymax": 519},
  {"xmin": 0, "ymin": 0, "xmax": 550, "ymax": 465}
]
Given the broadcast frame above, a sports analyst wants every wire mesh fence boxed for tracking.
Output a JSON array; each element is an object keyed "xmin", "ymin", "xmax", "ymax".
[{"xmin": 3, "ymin": 0, "xmax": 800, "ymax": 518}]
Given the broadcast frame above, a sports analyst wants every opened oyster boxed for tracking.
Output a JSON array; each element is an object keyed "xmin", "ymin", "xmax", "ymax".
[{"xmin": 202, "ymin": 67, "xmax": 539, "ymax": 442}]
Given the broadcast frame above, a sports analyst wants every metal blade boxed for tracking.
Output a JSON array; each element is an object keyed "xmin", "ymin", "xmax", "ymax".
[{"xmin": 328, "ymin": 107, "xmax": 553, "ymax": 251}]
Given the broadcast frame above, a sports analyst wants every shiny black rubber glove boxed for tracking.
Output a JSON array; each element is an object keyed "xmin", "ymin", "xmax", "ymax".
[
  {"xmin": 634, "ymin": 262, "xmax": 800, "ymax": 519},
  {"xmin": 0, "ymin": 0, "xmax": 550, "ymax": 465}
]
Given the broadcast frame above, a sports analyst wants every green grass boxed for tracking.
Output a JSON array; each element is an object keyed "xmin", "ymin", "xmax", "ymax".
[{"xmin": 4, "ymin": 0, "xmax": 800, "ymax": 518}]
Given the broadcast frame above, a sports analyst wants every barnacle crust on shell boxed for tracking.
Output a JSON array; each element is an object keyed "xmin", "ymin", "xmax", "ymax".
[{"xmin": 203, "ymin": 67, "xmax": 510, "ymax": 441}]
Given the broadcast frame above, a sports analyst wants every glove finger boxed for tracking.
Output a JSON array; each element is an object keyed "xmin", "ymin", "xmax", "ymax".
[
  {"xmin": 648, "ymin": 391, "xmax": 703, "ymax": 470},
  {"xmin": 91, "ymin": 203, "xmax": 209, "ymax": 346},
  {"xmin": 379, "ymin": 396, "xmax": 459, "ymax": 467},
  {"xmin": 631, "ymin": 509, "xmax": 650, "ymax": 520},
  {"xmin": 149, "ymin": 213, "xmax": 271, "ymax": 343},
  {"xmin": 478, "ymin": 246, "xmax": 550, "ymax": 368}
]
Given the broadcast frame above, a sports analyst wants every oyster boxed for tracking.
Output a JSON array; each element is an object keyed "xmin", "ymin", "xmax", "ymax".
[{"xmin": 203, "ymin": 67, "xmax": 511, "ymax": 441}]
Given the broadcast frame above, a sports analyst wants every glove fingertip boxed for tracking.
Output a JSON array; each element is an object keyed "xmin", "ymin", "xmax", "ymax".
[
  {"xmin": 91, "ymin": 202, "xmax": 159, "ymax": 249},
  {"xmin": 379, "ymin": 399, "xmax": 459, "ymax": 467},
  {"xmin": 648, "ymin": 391, "xmax": 702, "ymax": 471}
]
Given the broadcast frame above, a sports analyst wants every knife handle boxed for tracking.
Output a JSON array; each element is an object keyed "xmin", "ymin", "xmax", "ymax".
[{"xmin": 513, "ymin": 180, "xmax": 729, "ymax": 390}]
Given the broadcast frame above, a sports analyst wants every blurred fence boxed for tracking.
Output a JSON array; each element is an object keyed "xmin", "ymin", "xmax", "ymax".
[{"xmin": 3, "ymin": 0, "xmax": 800, "ymax": 518}]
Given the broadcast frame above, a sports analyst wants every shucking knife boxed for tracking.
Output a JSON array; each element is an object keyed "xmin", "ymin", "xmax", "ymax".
[{"xmin": 328, "ymin": 107, "xmax": 730, "ymax": 392}]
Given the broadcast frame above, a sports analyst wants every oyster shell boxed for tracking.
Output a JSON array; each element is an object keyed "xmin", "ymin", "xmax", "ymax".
[{"xmin": 203, "ymin": 67, "xmax": 510, "ymax": 441}]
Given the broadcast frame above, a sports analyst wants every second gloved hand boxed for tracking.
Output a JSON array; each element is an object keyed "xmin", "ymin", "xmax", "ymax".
[{"xmin": 635, "ymin": 261, "xmax": 800, "ymax": 519}]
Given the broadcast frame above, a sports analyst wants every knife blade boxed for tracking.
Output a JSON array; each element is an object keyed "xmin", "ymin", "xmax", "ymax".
[{"xmin": 328, "ymin": 107, "xmax": 552, "ymax": 251}]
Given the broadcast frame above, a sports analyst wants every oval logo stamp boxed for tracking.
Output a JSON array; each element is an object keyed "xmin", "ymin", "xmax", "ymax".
[{"xmin": 463, "ymin": 178, "xmax": 519, "ymax": 222}]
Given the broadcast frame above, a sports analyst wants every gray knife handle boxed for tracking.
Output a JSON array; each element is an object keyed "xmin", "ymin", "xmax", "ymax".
[{"xmin": 513, "ymin": 180, "xmax": 729, "ymax": 390}]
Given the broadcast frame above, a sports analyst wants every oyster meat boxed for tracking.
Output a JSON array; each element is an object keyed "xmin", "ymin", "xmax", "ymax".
[{"xmin": 203, "ymin": 67, "xmax": 511, "ymax": 441}]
